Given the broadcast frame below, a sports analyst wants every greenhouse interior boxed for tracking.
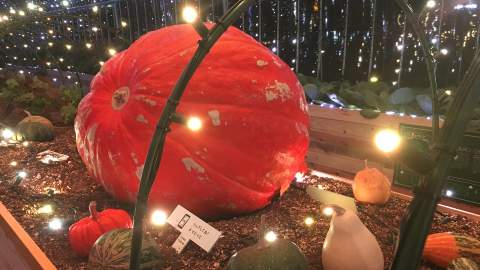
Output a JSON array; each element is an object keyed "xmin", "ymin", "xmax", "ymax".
[{"xmin": 1, "ymin": 0, "xmax": 480, "ymax": 269}]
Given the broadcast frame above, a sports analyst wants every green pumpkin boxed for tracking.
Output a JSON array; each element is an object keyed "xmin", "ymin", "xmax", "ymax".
[
  {"xmin": 227, "ymin": 239, "xmax": 308, "ymax": 270},
  {"xmin": 16, "ymin": 115, "xmax": 54, "ymax": 141},
  {"xmin": 88, "ymin": 229, "xmax": 162, "ymax": 270},
  {"xmin": 448, "ymin": 258, "xmax": 480, "ymax": 270}
]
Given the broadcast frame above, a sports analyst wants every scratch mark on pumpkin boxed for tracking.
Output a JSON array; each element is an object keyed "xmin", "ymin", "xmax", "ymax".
[
  {"xmin": 256, "ymin": 59, "xmax": 268, "ymax": 67},
  {"xmin": 136, "ymin": 164, "xmax": 144, "ymax": 180},
  {"xmin": 136, "ymin": 114, "xmax": 148, "ymax": 124},
  {"xmin": 207, "ymin": 110, "xmax": 221, "ymax": 126},
  {"xmin": 182, "ymin": 157, "xmax": 205, "ymax": 174},
  {"xmin": 251, "ymin": 80, "xmax": 258, "ymax": 84},
  {"xmin": 265, "ymin": 81, "xmax": 292, "ymax": 102},
  {"xmin": 275, "ymin": 152, "xmax": 295, "ymax": 166},
  {"xmin": 142, "ymin": 67, "xmax": 152, "ymax": 74},
  {"xmin": 134, "ymin": 95, "xmax": 157, "ymax": 107},
  {"xmin": 131, "ymin": 152, "xmax": 139, "ymax": 165}
]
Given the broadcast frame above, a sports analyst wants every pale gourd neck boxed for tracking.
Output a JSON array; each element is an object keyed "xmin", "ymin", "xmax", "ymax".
[{"xmin": 89, "ymin": 201, "xmax": 99, "ymax": 220}]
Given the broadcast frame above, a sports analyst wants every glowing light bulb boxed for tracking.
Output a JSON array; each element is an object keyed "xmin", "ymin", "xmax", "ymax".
[
  {"xmin": 48, "ymin": 29, "xmax": 53, "ymax": 34},
  {"xmin": 108, "ymin": 48, "xmax": 117, "ymax": 56},
  {"xmin": 38, "ymin": 204, "xmax": 53, "ymax": 214},
  {"xmin": 295, "ymin": 172, "xmax": 304, "ymax": 183},
  {"xmin": 99, "ymin": 61, "xmax": 105, "ymax": 66},
  {"xmin": 121, "ymin": 21, "xmax": 127, "ymax": 27},
  {"xmin": 10, "ymin": 161, "xmax": 17, "ymax": 166},
  {"xmin": 17, "ymin": 171, "xmax": 27, "ymax": 179},
  {"xmin": 426, "ymin": 0, "xmax": 436, "ymax": 9},
  {"xmin": 48, "ymin": 218, "xmax": 63, "ymax": 230},
  {"xmin": 27, "ymin": 2, "xmax": 36, "ymax": 10},
  {"xmin": 440, "ymin": 48, "xmax": 448, "ymax": 55},
  {"xmin": 9, "ymin": 9, "xmax": 16, "ymax": 14},
  {"xmin": 92, "ymin": 27, "xmax": 99, "ymax": 32},
  {"xmin": 48, "ymin": 42, "xmax": 53, "ymax": 47},
  {"xmin": 2, "ymin": 129, "xmax": 14, "ymax": 140},
  {"xmin": 304, "ymin": 217, "xmax": 315, "ymax": 226},
  {"xmin": 92, "ymin": 6, "xmax": 98, "ymax": 12},
  {"xmin": 264, "ymin": 231, "xmax": 277, "ymax": 242},
  {"xmin": 46, "ymin": 62, "xmax": 51, "ymax": 66},
  {"xmin": 65, "ymin": 44, "xmax": 72, "ymax": 50},
  {"xmin": 85, "ymin": 43, "xmax": 92, "ymax": 49},
  {"xmin": 446, "ymin": 190, "xmax": 454, "ymax": 197},
  {"xmin": 22, "ymin": 141, "xmax": 29, "ymax": 147},
  {"xmin": 322, "ymin": 207, "xmax": 334, "ymax": 216},
  {"xmin": 62, "ymin": 1, "xmax": 69, "ymax": 7},
  {"xmin": 370, "ymin": 76, "xmax": 379, "ymax": 83},
  {"xmin": 182, "ymin": 6, "xmax": 198, "ymax": 23},
  {"xmin": 151, "ymin": 210, "xmax": 167, "ymax": 226},
  {"xmin": 18, "ymin": 10, "xmax": 25, "ymax": 16},
  {"xmin": 445, "ymin": 90, "xmax": 452, "ymax": 96},
  {"xmin": 374, "ymin": 129, "xmax": 401, "ymax": 153},
  {"xmin": 186, "ymin": 117, "xmax": 202, "ymax": 131}
]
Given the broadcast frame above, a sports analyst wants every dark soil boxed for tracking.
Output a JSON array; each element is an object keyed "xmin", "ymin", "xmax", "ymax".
[{"xmin": 0, "ymin": 127, "xmax": 478, "ymax": 270}]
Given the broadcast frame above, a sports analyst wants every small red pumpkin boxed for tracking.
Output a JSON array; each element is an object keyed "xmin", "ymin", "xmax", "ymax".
[{"xmin": 68, "ymin": 201, "xmax": 133, "ymax": 257}]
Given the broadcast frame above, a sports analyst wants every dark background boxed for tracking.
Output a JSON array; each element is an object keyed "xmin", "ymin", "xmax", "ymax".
[{"xmin": 0, "ymin": 0, "xmax": 478, "ymax": 88}]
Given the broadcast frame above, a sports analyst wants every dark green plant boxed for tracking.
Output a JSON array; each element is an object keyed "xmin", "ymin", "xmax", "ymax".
[{"xmin": 60, "ymin": 85, "xmax": 83, "ymax": 124}]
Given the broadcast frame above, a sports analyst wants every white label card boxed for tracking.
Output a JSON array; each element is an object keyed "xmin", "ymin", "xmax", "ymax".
[{"xmin": 167, "ymin": 205, "xmax": 222, "ymax": 253}]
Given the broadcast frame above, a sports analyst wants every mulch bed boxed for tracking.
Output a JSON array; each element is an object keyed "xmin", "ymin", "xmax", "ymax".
[{"xmin": 0, "ymin": 127, "xmax": 479, "ymax": 270}]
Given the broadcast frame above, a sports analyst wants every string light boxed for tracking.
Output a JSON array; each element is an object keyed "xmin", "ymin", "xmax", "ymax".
[
  {"xmin": 108, "ymin": 48, "xmax": 117, "ymax": 56},
  {"xmin": 446, "ymin": 190, "xmax": 454, "ymax": 197},
  {"xmin": 92, "ymin": 6, "xmax": 98, "ymax": 13},
  {"xmin": 186, "ymin": 117, "xmax": 202, "ymax": 131},
  {"xmin": 85, "ymin": 43, "xmax": 92, "ymax": 49},
  {"xmin": 18, "ymin": 10, "xmax": 25, "ymax": 16},
  {"xmin": 304, "ymin": 217, "xmax": 315, "ymax": 226},
  {"xmin": 65, "ymin": 44, "xmax": 72, "ymax": 50},
  {"xmin": 445, "ymin": 90, "xmax": 452, "ymax": 96},
  {"xmin": 61, "ymin": 1, "xmax": 70, "ymax": 7},
  {"xmin": 2, "ymin": 129, "xmax": 14, "ymax": 140},
  {"xmin": 182, "ymin": 6, "xmax": 199, "ymax": 23},
  {"xmin": 27, "ymin": 2, "xmax": 36, "ymax": 10},
  {"xmin": 264, "ymin": 231, "xmax": 277, "ymax": 242},
  {"xmin": 17, "ymin": 171, "xmax": 27, "ymax": 179},
  {"xmin": 22, "ymin": 141, "xmax": 29, "ymax": 147},
  {"xmin": 48, "ymin": 218, "xmax": 63, "ymax": 230},
  {"xmin": 374, "ymin": 129, "xmax": 401, "ymax": 153},
  {"xmin": 322, "ymin": 207, "xmax": 334, "ymax": 216},
  {"xmin": 426, "ymin": 0, "xmax": 436, "ymax": 9},
  {"xmin": 121, "ymin": 21, "xmax": 128, "ymax": 27},
  {"xmin": 440, "ymin": 48, "xmax": 449, "ymax": 55},
  {"xmin": 38, "ymin": 204, "xmax": 54, "ymax": 215},
  {"xmin": 369, "ymin": 76, "xmax": 379, "ymax": 83},
  {"xmin": 92, "ymin": 27, "xmax": 99, "ymax": 32},
  {"xmin": 150, "ymin": 210, "xmax": 167, "ymax": 226}
]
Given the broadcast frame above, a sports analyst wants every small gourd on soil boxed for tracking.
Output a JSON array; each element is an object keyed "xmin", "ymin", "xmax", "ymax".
[
  {"xmin": 227, "ymin": 238, "xmax": 308, "ymax": 270},
  {"xmin": 423, "ymin": 232, "xmax": 480, "ymax": 268},
  {"xmin": 352, "ymin": 161, "xmax": 391, "ymax": 205},
  {"xmin": 15, "ymin": 111, "xmax": 54, "ymax": 141},
  {"xmin": 68, "ymin": 201, "xmax": 132, "ymax": 257},
  {"xmin": 88, "ymin": 228, "xmax": 162, "ymax": 270}
]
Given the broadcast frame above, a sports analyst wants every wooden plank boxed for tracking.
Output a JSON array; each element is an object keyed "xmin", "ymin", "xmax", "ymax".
[
  {"xmin": 308, "ymin": 105, "xmax": 436, "ymax": 128},
  {"xmin": 0, "ymin": 203, "xmax": 57, "ymax": 270},
  {"xmin": 307, "ymin": 148, "xmax": 394, "ymax": 179}
]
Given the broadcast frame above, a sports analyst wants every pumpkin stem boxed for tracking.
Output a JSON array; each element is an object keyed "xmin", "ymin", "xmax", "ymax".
[
  {"xmin": 23, "ymin": 110, "xmax": 32, "ymax": 117},
  {"xmin": 89, "ymin": 201, "xmax": 99, "ymax": 220},
  {"xmin": 364, "ymin": 159, "xmax": 369, "ymax": 169}
]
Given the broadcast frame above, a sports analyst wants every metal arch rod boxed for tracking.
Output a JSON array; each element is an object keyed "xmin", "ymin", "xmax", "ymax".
[{"xmin": 128, "ymin": 1, "xmax": 255, "ymax": 269}]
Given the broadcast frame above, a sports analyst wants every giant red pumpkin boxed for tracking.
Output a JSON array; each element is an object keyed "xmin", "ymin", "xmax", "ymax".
[{"xmin": 75, "ymin": 24, "xmax": 309, "ymax": 218}]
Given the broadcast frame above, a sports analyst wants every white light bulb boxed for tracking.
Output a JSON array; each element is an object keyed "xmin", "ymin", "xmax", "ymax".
[
  {"xmin": 108, "ymin": 48, "xmax": 117, "ymax": 56},
  {"xmin": 445, "ymin": 90, "xmax": 452, "ymax": 96},
  {"xmin": 121, "ymin": 21, "xmax": 127, "ymax": 27},
  {"xmin": 370, "ymin": 76, "xmax": 379, "ymax": 83},
  {"xmin": 65, "ymin": 44, "xmax": 72, "ymax": 50},
  {"xmin": 322, "ymin": 207, "xmax": 334, "ymax": 216},
  {"xmin": 92, "ymin": 6, "xmax": 98, "ymax": 12},
  {"xmin": 304, "ymin": 217, "xmax": 315, "ymax": 226},
  {"xmin": 10, "ymin": 161, "xmax": 17, "ymax": 166},
  {"xmin": 440, "ymin": 48, "xmax": 448, "ymax": 55},
  {"xmin": 18, "ymin": 10, "xmax": 25, "ymax": 16},
  {"xmin": 85, "ymin": 43, "xmax": 92, "ymax": 49},
  {"xmin": 92, "ymin": 27, "xmax": 99, "ymax": 32},
  {"xmin": 426, "ymin": 0, "xmax": 436, "ymax": 9},
  {"xmin": 151, "ymin": 210, "xmax": 167, "ymax": 226},
  {"xmin": 27, "ymin": 2, "xmax": 36, "ymax": 10},
  {"xmin": 38, "ymin": 204, "xmax": 53, "ymax": 214},
  {"xmin": 264, "ymin": 231, "xmax": 277, "ymax": 242},
  {"xmin": 375, "ymin": 129, "xmax": 401, "ymax": 153},
  {"xmin": 48, "ymin": 218, "xmax": 63, "ymax": 230},
  {"xmin": 446, "ymin": 190, "xmax": 454, "ymax": 197},
  {"xmin": 2, "ymin": 129, "xmax": 14, "ymax": 140},
  {"xmin": 62, "ymin": 1, "xmax": 69, "ymax": 7},
  {"xmin": 17, "ymin": 171, "xmax": 27, "ymax": 179},
  {"xmin": 186, "ymin": 117, "xmax": 202, "ymax": 131},
  {"xmin": 182, "ymin": 6, "xmax": 198, "ymax": 23}
]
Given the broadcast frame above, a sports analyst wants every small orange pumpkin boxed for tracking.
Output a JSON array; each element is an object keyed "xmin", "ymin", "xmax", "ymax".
[
  {"xmin": 352, "ymin": 161, "xmax": 391, "ymax": 204},
  {"xmin": 423, "ymin": 232, "xmax": 480, "ymax": 268}
]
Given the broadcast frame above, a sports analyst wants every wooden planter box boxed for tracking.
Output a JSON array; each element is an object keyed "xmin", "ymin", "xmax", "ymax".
[
  {"xmin": 307, "ymin": 105, "xmax": 435, "ymax": 179},
  {"xmin": 0, "ymin": 203, "xmax": 56, "ymax": 270}
]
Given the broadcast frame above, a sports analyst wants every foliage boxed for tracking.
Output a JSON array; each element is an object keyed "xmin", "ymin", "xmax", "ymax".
[{"xmin": 60, "ymin": 85, "xmax": 83, "ymax": 124}]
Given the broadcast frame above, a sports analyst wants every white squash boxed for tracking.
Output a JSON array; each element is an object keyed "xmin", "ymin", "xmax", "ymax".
[{"xmin": 322, "ymin": 206, "xmax": 384, "ymax": 270}]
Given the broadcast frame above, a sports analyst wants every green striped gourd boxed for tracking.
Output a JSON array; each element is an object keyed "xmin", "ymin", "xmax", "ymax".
[{"xmin": 88, "ymin": 228, "xmax": 162, "ymax": 270}]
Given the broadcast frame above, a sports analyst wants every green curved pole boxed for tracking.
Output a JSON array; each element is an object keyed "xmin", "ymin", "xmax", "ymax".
[
  {"xmin": 391, "ymin": 43, "xmax": 480, "ymax": 270},
  {"xmin": 394, "ymin": 0, "xmax": 439, "ymax": 140},
  {"xmin": 128, "ymin": 1, "xmax": 255, "ymax": 269}
]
